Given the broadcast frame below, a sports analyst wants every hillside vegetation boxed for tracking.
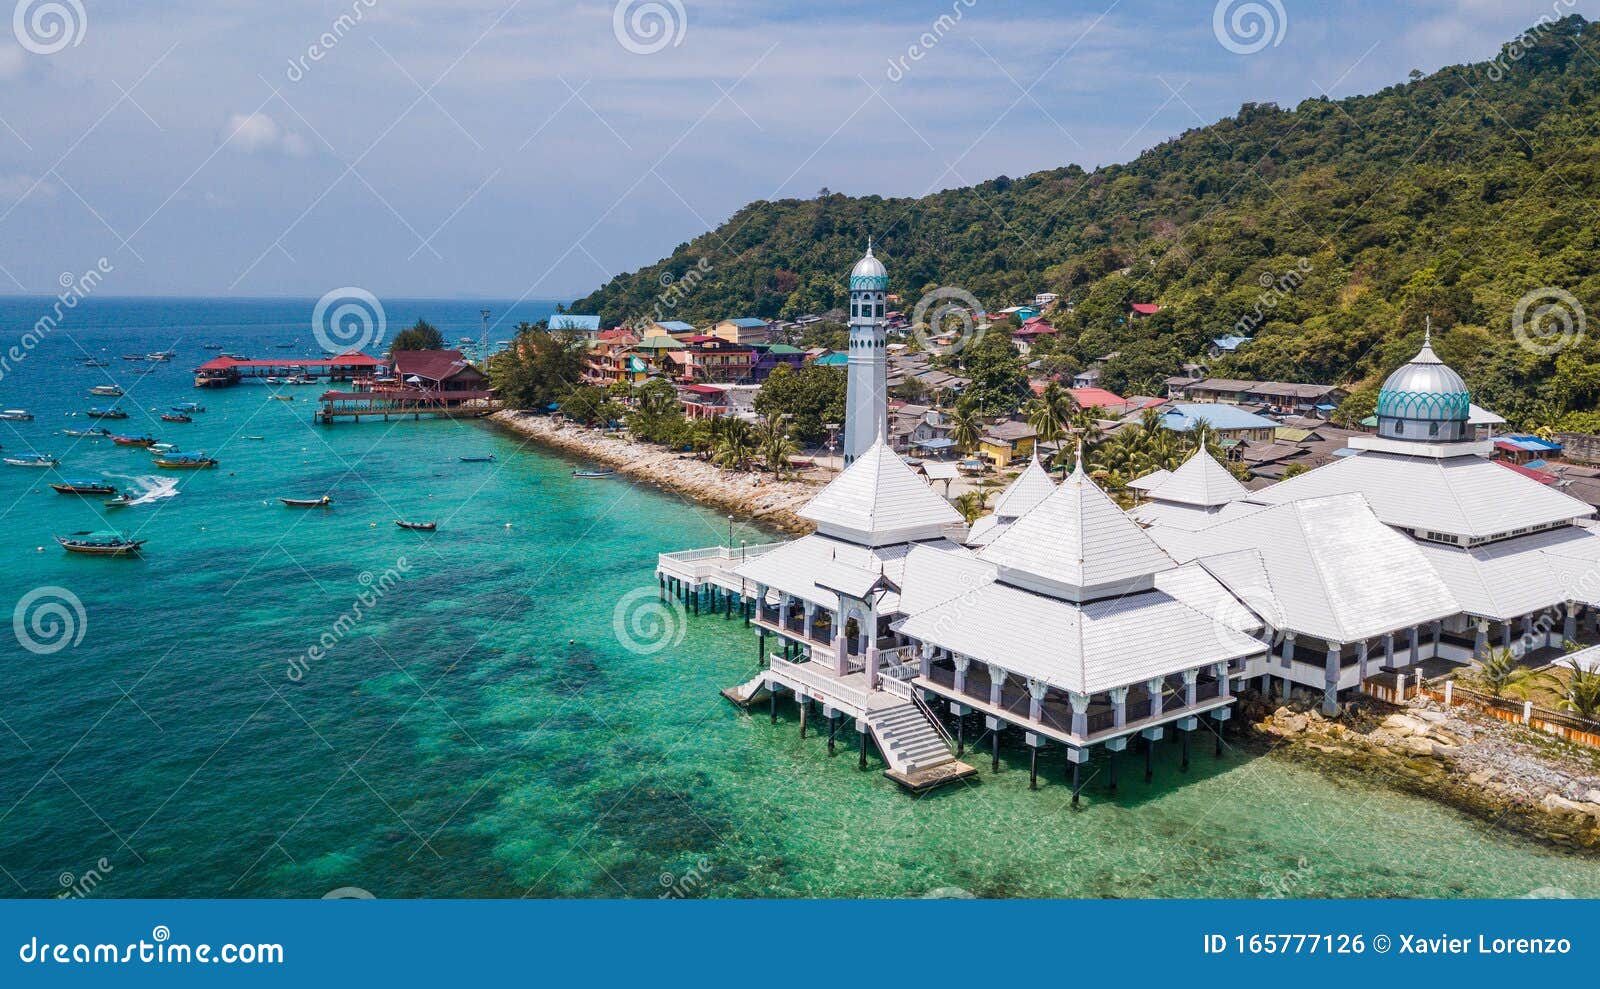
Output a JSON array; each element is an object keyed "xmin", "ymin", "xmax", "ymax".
[{"xmin": 571, "ymin": 16, "xmax": 1600, "ymax": 430}]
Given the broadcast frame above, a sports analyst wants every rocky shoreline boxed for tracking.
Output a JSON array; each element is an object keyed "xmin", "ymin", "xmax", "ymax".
[
  {"xmin": 1246, "ymin": 691, "xmax": 1600, "ymax": 849},
  {"xmin": 486, "ymin": 410, "xmax": 822, "ymax": 535}
]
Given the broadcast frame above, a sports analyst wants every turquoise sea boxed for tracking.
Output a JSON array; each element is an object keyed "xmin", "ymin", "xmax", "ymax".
[{"xmin": 1, "ymin": 297, "xmax": 1599, "ymax": 899}]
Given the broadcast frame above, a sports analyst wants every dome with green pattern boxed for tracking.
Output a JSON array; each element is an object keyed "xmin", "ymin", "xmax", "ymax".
[{"xmin": 1375, "ymin": 326, "xmax": 1471, "ymax": 442}]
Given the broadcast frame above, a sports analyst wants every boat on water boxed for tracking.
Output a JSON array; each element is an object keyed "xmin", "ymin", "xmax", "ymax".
[
  {"xmin": 149, "ymin": 442, "xmax": 180, "ymax": 454},
  {"xmin": 56, "ymin": 531, "xmax": 145, "ymax": 555},
  {"xmin": 459, "ymin": 455, "xmax": 496, "ymax": 463},
  {"xmin": 264, "ymin": 375, "xmax": 287, "ymax": 384},
  {"xmin": 394, "ymin": 520, "xmax": 437, "ymax": 531},
  {"xmin": 171, "ymin": 402, "xmax": 206, "ymax": 413},
  {"xmin": 111, "ymin": 435, "xmax": 156, "ymax": 446},
  {"xmin": 159, "ymin": 413, "xmax": 192, "ymax": 423},
  {"xmin": 571, "ymin": 468, "xmax": 616, "ymax": 478},
  {"xmin": 272, "ymin": 395, "xmax": 294, "ymax": 402},
  {"xmin": 120, "ymin": 355, "xmax": 145, "ymax": 361},
  {"xmin": 88, "ymin": 384, "xmax": 123, "ymax": 396},
  {"xmin": 5, "ymin": 453, "xmax": 58, "ymax": 467},
  {"xmin": 80, "ymin": 357, "xmax": 109, "ymax": 367},
  {"xmin": 103, "ymin": 494, "xmax": 135, "ymax": 507},
  {"xmin": 86, "ymin": 407, "xmax": 128, "ymax": 419},
  {"xmin": 202, "ymin": 344, "xmax": 223, "ymax": 350},
  {"xmin": 62, "ymin": 427, "xmax": 110, "ymax": 438},
  {"xmin": 146, "ymin": 353, "xmax": 171, "ymax": 362},
  {"xmin": 289, "ymin": 374, "xmax": 316, "ymax": 385},
  {"xmin": 154, "ymin": 454, "xmax": 217, "ymax": 469},
  {"xmin": 279, "ymin": 496, "xmax": 331, "ymax": 507},
  {"xmin": 0, "ymin": 409, "xmax": 34, "ymax": 421},
  {"xmin": 243, "ymin": 435, "xmax": 264, "ymax": 441},
  {"xmin": 51, "ymin": 479, "xmax": 117, "ymax": 495}
]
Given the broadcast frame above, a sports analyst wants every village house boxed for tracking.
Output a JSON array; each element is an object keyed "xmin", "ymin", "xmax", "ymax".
[
  {"xmin": 978, "ymin": 420, "xmax": 1038, "ymax": 467},
  {"xmin": 1160, "ymin": 403, "xmax": 1278, "ymax": 445},
  {"xmin": 712, "ymin": 317, "xmax": 772, "ymax": 345},
  {"xmin": 1180, "ymin": 377, "xmax": 1346, "ymax": 416}
]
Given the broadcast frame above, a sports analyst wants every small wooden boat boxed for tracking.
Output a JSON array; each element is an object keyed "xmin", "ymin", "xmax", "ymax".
[
  {"xmin": 5, "ymin": 454, "xmax": 57, "ymax": 467},
  {"xmin": 154, "ymin": 454, "xmax": 217, "ymax": 469},
  {"xmin": 103, "ymin": 494, "xmax": 135, "ymax": 507},
  {"xmin": 56, "ymin": 531, "xmax": 145, "ymax": 555},
  {"xmin": 0, "ymin": 409, "xmax": 33, "ymax": 421},
  {"xmin": 51, "ymin": 479, "xmax": 117, "ymax": 495},
  {"xmin": 243, "ymin": 435, "xmax": 265, "ymax": 441},
  {"xmin": 120, "ymin": 355, "xmax": 145, "ymax": 361},
  {"xmin": 80, "ymin": 358, "xmax": 109, "ymax": 367},
  {"xmin": 272, "ymin": 395, "xmax": 294, "ymax": 402},
  {"xmin": 459, "ymin": 455, "xmax": 496, "ymax": 463},
  {"xmin": 146, "ymin": 353, "xmax": 171, "ymax": 362},
  {"xmin": 571, "ymin": 468, "xmax": 615, "ymax": 478},
  {"xmin": 280, "ymin": 495, "xmax": 331, "ymax": 507},
  {"xmin": 394, "ymin": 520, "xmax": 437, "ymax": 531},
  {"xmin": 202, "ymin": 343, "xmax": 223, "ymax": 350},
  {"xmin": 86, "ymin": 407, "xmax": 128, "ymax": 419},
  {"xmin": 159, "ymin": 413, "xmax": 192, "ymax": 423},
  {"xmin": 149, "ymin": 442, "xmax": 180, "ymax": 454},
  {"xmin": 63, "ymin": 427, "xmax": 110, "ymax": 438},
  {"xmin": 264, "ymin": 376, "xmax": 286, "ymax": 385},
  {"xmin": 171, "ymin": 402, "xmax": 206, "ymax": 413},
  {"xmin": 88, "ymin": 385, "xmax": 123, "ymax": 397},
  {"xmin": 112, "ymin": 435, "xmax": 155, "ymax": 446}
]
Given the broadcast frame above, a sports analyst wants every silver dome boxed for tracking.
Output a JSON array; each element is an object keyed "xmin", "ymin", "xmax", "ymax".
[
  {"xmin": 849, "ymin": 242, "xmax": 888, "ymax": 289},
  {"xmin": 1377, "ymin": 337, "xmax": 1470, "ymax": 423}
]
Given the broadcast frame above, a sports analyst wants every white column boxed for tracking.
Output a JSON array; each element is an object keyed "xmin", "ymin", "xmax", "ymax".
[
  {"xmin": 1068, "ymin": 691, "xmax": 1090, "ymax": 738},
  {"xmin": 1214, "ymin": 662, "xmax": 1232, "ymax": 699},
  {"xmin": 1408, "ymin": 625, "xmax": 1420, "ymax": 667},
  {"xmin": 1358, "ymin": 640, "xmax": 1370, "ymax": 680},
  {"xmin": 1280, "ymin": 631, "xmax": 1296, "ymax": 669},
  {"xmin": 1181, "ymin": 669, "xmax": 1198, "ymax": 708},
  {"xmin": 918, "ymin": 642, "xmax": 933, "ymax": 679},
  {"xmin": 1110, "ymin": 686, "xmax": 1129, "ymax": 728},
  {"xmin": 802, "ymin": 602, "xmax": 816, "ymax": 641},
  {"xmin": 1564, "ymin": 606, "xmax": 1579, "ymax": 647},
  {"xmin": 1383, "ymin": 632, "xmax": 1395, "ymax": 667},
  {"xmin": 1147, "ymin": 677, "xmax": 1166, "ymax": 718},
  {"xmin": 987, "ymin": 663, "xmax": 1008, "ymax": 708},
  {"xmin": 1473, "ymin": 619, "xmax": 1489, "ymax": 662},
  {"xmin": 953, "ymin": 654, "xmax": 970, "ymax": 696},
  {"xmin": 1322, "ymin": 644, "xmax": 1340, "ymax": 716},
  {"xmin": 1026, "ymin": 678, "xmax": 1048, "ymax": 724}
]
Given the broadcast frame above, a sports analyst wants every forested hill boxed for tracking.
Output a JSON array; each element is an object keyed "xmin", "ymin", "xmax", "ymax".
[{"xmin": 572, "ymin": 15, "xmax": 1600, "ymax": 430}]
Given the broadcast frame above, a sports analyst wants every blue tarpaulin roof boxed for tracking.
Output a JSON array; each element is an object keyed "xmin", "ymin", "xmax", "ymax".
[
  {"xmin": 1505, "ymin": 434, "xmax": 1562, "ymax": 451},
  {"xmin": 913, "ymin": 438, "xmax": 957, "ymax": 450},
  {"xmin": 548, "ymin": 314, "xmax": 601, "ymax": 331}
]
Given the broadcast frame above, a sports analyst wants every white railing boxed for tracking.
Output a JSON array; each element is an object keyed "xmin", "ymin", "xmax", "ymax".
[{"xmin": 769, "ymin": 655, "xmax": 872, "ymax": 714}]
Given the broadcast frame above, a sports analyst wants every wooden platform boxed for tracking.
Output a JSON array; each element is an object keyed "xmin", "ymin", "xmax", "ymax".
[{"xmin": 884, "ymin": 759, "xmax": 978, "ymax": 793}]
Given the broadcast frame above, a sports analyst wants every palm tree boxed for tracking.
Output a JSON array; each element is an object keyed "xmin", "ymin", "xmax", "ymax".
[
  {"xmin": 953, "ymin": 490, "xmax": 989, "ymax": 524},
  {"xmin": 1469, "ymin": 648, "xmax": 1551, "ymax": 699},
  {"xmin": 758, "ymin": 412, "xmax": 798, "ymax": 475},
  {"xmin": 948, "ymin": 405, "xmax": 981, "ymax": 455},
  {"xmin": 1559, "ymin": 659, "xmax": 1600, "ymax": 719},
  {"xmin": 712, "ymin": 417, "xmax": 757, "ymax": 471},
  {"xmin": 1027, "ymin": 381, "xmax": 1072, "ymax": 445}
]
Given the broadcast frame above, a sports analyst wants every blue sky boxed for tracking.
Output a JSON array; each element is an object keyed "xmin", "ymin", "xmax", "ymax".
[{"xmin": 0, "ymin": 0, "xmax": 1589, "ymax": 300}]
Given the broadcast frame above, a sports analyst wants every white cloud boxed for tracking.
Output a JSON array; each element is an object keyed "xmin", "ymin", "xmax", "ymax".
[{"xmin": 220, "ymin": 112, "xmax": 311, "ymax": 157}]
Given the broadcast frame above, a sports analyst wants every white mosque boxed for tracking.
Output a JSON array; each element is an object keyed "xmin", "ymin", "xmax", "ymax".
[{"xmin": 657, "ymin": 246, "xmax": 1600, "ymax": 797}]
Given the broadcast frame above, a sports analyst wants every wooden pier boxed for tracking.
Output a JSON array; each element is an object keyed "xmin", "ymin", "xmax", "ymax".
[
  {"xmin": 315, "ymin": 388, "xmax": 501, "ymax": 423},
  {"xmin": 194, "ymin": 350, "xmax": 386, "ymax": 388}
]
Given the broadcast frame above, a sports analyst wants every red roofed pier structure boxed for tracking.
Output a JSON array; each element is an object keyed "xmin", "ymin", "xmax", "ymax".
[{"xmin": 193, "ymin": 351, "xmax": 386, "ymax": 388}]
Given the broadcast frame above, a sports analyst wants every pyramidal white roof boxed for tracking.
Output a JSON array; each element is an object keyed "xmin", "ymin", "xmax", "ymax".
[
  {"xmin": 799, "ymin": 439, "xmax": 961, "ymax": 545},
  {"xmin": 1145, "ymin": 446, "xmax": 1250, "ymax": 507},
  {"xmin": 990, "ymin": 453, "xmax": 1057, "ymax": 519},
  {"xmin": 978, "ymin": 455, "xmax": 1176, "ymax": 601}
]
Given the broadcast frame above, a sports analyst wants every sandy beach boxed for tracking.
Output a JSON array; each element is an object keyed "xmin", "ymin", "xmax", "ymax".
[{"xmin": 487, "ymin": 409, "xmax": 824, "ymax": 534}]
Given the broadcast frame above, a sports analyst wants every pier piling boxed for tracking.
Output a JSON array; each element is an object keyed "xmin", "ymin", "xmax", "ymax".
[
  {"xmin": 1108, "ymin": 751, "xmax": 1117, "ymax": 793},
  {"xmin": 858, "ymin": 730, "xmax": 867, "ymax": 770},
  {"xmin": 1071, "ymin": 762, "xmax": 1081, "ymax": 808},
  {"xmin": 991, "ymin": 730, "xmax": 1000, "ymax": 773},
  {"xmin": 799, "ymin": 697, "xmax": 807, "ymax": 739},
  {"xmin": 1144, "ymin": 737, "xmax": 1154, "ymax": 783},
  {"xmin": 1181, "ymin": 731, "xmax": 1190, "ymax": 771},
  {"xmin": 1028, "ymin": 746, "xmax": 1038, "ymax": 790},
  {"xmin": 828, "ymin": 713, "xmax": 837, "ymax": 756}
]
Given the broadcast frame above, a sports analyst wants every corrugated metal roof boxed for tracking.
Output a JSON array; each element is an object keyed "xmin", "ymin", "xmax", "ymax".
[
  {"xmin": 990, "ymin": 455, "xmax": 1056, "ymax": 518},
  {"xmin": 1126, "ymin": 468, "xmax": 1171, "ymax": 492},
  {"xmin": 1144, "ymin": 447, "xmax": 1249, "ymax": 507},
  {"xmin": 1249, "ymin": 450, "xmax": 1594, "ymax": 539},
  {"xmin": 1413, "ymin": 526, "xmax": 1600, "ymax": 620},
  {"xmin": 799, "ymin": 440, "xmax": 962, "ymax": 544},
  {"xmin": 893, "ymin": 562, "xmax": 1265, "ymax": 695},
  {"xmin": 1163, "ymin": 403, "xmax": 1278, "ymax": 432},
  {"xmin": 1153, "ymin": 492, "xmax": 1459, "ymax": 643},
  {"xmin": 979, "ymin": 460, "xmax": 1176, "ymax": 599}
]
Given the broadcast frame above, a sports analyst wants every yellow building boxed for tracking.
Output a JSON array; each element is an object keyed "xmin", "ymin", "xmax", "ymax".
[{"xmin": 977, "ymin": 421, "xmax": 1037, "ymax": 466}]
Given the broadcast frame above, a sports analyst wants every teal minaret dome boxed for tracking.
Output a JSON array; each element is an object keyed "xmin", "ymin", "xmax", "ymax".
[
  {"xmin": 1375, "ymin": 321, "xmax": 1471, "ymax": 443},
  {"xmin": 849, "ymin": 238, "xmax": 889, "ymax": 291}
]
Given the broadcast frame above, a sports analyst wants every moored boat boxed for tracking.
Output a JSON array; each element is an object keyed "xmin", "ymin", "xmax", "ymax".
[
  {"xmin": 5, "ymin": 453, "xmax": 58, "ymax": 467},
  {"xmin": 62, "ymin": 427, "xmax": 110, "ymax": 438},
  {"xmin": 279, "ymin": 495, "xmax": 332, "ymax": 507},
  {"xmin": 56, "ymin": 531, "xmax": 145, "ymax": 555},
  {"xmin": 51, "ymin": 479, "xmax": 117, "ymax": 495},
  {"xmin": 459, "ymin": 455, "xmax": 496, "ymax": 463},
  {"xmin": 171, "ymin": 402, "xmax": 206, "ymax": 413},
  {"xmin": 0, "ymin": 409, "xmax": 33, "ymax": 421},
  {"xmin": 88, "ymin": 384, "xmax": 123, "ymax": 396},
  {"xmin": 120, "ymin": 355, "xmax": 145, "ymax": 361},
  {"xmin": 394, "ymin": 520, "xmax": 436, "ymax": 531},
  {"xmin": 111, "ymin": 435, "xmax": 156, "ymax": 446},
  {"xmin": 86, "ymin": 407, "xmax": 128, "ymax": 419},
  {"xmin": 154, "ymin": 454, "xmax": 217, "ymax": 469},
  {"xmin": 571, "ymin": 468, "xmax": 616, "ymax": 478},
  {"xmin": 80, "ymin": 358, "xmax": 109, "ymax": 367},
  {"xmin": 159, "ymin": 413, "xmax": 192, "ymax": 423}
]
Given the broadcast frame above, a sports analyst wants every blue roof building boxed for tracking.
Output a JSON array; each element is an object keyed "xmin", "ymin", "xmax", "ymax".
[
  {"xmin": 548, "ymin": 313, "xmax": 601, "ymax": 333},
  {"xmin": 1161, "ymin": 402, "xmax": 1278, "ymax": 439}
]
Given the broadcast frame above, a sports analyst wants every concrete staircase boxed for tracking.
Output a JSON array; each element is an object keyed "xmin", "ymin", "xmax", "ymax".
[{"xmin": 868, "ymin": 703, "xmax": 957, "ymax": 775}]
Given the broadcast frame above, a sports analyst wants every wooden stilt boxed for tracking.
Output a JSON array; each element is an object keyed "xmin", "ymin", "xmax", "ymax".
[
  {"xmin": 799, "ymin": 697, "xmax": 807, "ymax": 739},
  {"xmin": 1181, "ymin": 731, "xmax": 1190, "ymax": 771},
  {"xmin": 1144, "ymin": 736, "xmax": 1154, "ymax": 783},
  {"xmin": 992, "ymin": 729, "xmax": 1000, "ymax": 773},
  {"xmin": 828, "ymin": 713, "xmax": 837, "ymax": 756},
  {"xmin": 770, "ymin": 685, "xmax": 777, "ymax": 724},
  {"xmin": 1029, "ymin": 746, "xmax": 1038, "ymax": 790},
  {"xmin": 1108, "ymin": 751, "xmax": 1117, "ymax": 793},
  {"xmin": 1071, "ymin": 762, "xmax": 1081, "ymax": 808},
  {"xmin": 743, "ymin": 597, "xmax": 750, "ymax": 627},
  {"xmin": 956, "ymin": 714, "xmax": 964, "ymax": 756},
  {"xmin": 758, "ymin": 630, "xmax": 766, "ymax": 668},
  {"xmin": 858, "ymin": 729, "xmax": 867, "ymax": 770}
]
